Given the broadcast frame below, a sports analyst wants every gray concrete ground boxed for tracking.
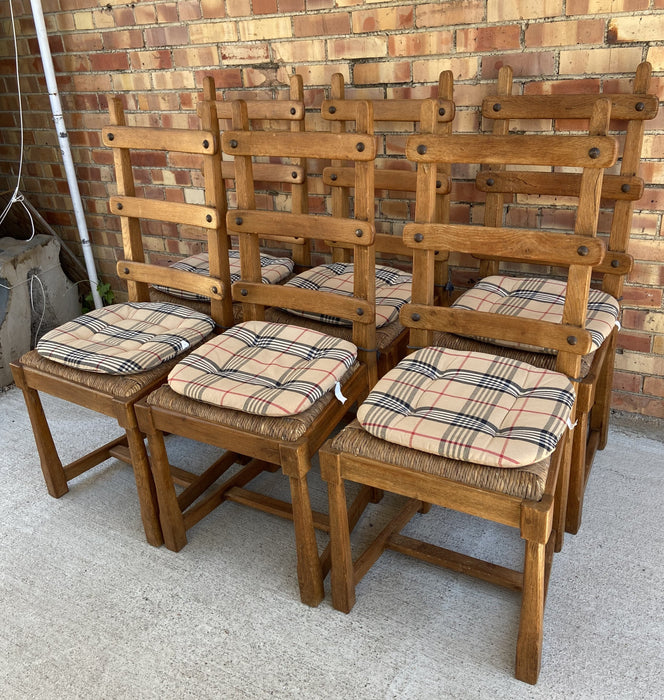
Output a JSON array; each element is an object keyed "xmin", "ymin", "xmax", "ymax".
[{"xmin": 1, "ymin": 384, "xmax": 662, "ymax": 699}]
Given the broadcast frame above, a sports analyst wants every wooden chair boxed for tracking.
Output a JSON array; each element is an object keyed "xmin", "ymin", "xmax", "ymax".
[
  {"xmin": 319, "ymin": 99, "xmax": 617, "ymax": 683},
  {"xmin": 448, "ymin": 62, "xmax": 658, "ymax": 534},
  {"xmin": 150, "ymin": 74, "xmax": 308, "ymax": 315},
  {"xmin": 265, "ymin": 73, "xmax": 456, "ymax": 377},
  {"xmin": 321, "ymin": 71, "xmax": 455, "ymax": 376},
  {"xmin": 9, "ymin": 97, "xmax": 231, "ymax": 546},
  {"xmin": 134, "ymin": 99, "xmax": 378, "ymax": 606}
]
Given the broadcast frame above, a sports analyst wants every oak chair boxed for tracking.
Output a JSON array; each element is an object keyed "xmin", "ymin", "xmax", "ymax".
[
  {"xmin": 134, "ymin": 99, "xmax": 378, "ymax": 606},
  {"xmin": 319, "ymin": 99, "xmax": 617, "ymax": 683},
  {"xmin": 150, "ymin": 74, "xmax": 308, "ymax": 315},
  {"xmin": 10, "ymin": 97, "xmax": 231, "ymax": 546},
  {"xmin": 448, "ymin": 62, "xmax": 658, "ymax": 534},
  {"xmin": 316, "ymin": 72, "xmax": 456, "ymax": 375}
]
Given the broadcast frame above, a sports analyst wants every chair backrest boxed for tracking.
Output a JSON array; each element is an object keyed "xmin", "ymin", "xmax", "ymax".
[
  {"xmin": 476, "ymin": 62, "xmax": 658, "ymax": 302},
  {"xmin": 102, "ymin": 97, "xmax": 233, "ymax": 328},
  {"xmin": 403, "ymin": 99, "xmax": 618, "ymax": 381},
  {"xmin": 200, "ymin": 74, "xmax": 310, "ymax": 268},
  {"xmin": 222, "ymin": 99, "xmax": 379, "ymax": 382},
  {"xmin": 321, "ymin": 72, "xmax": 455, "ymax": 265}
]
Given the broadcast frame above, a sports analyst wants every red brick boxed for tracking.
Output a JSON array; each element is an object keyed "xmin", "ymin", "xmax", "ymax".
[
  {"xmin": 62, "ymin": 32, "xmax": 103, "ymax": 52},
  {"xmin": 389, "ymin": 31, "xmax": 453, "ymax": 57},
  {"xmin": 354, "ymin": 62, "xmax": 411, "ymax": 85},
  {"xmin": 612, "ymin": 371, "xmax": 643, "ymax": 393},
  {"xmin": 129, "ymin": 50, "xmax": 173, "ymax": 71},
  {"xmin": 145, "ymin": 27, "xmax": 190, "ymax": 48},
  {"xmin": 306, "ymin": 0, "xmax": 334, "ymax": 9},
  {"xmin": 643, "ymin": 375, "xmax": 664, "ymax": 398},
  {"xmin": 90, "ymin": 52, "xmax": 130, "ymax": 72},
  {"xmin": 220, "ymin": 43, "xmax": 270, "ymax": 64},
  {"xmin": 457, "ymin": 25, "xmax": 522, "ymax": 53},
  {"xmin": 616, "ymin": 331, "xmax": 652, "ymax": 353},
  {"xmin": 103, "ymin": 29, "xmax": 143, "ymax": 50},
  {"xmin": 566, "ymin": 0, "xmax": 649, "ymax": 15},
  {"xmin": 482, "ymin": 52, "xmax": 557, "ymax": 78},
  {"xmin": 179, "ymin": 2, "xmax": 202, "ymax": 20},
  {"xmin": 201, "ymin": 0, "xmax": 227, "ymax": 19},
  {"xmin": 156, "ymin": 3, "xmax": 179, "ymax": 23},
  {"xmin": 621, "ymin": 286, "xmax": 663, "ymax": 308},
  {"xmin": 280, "ymin": 0, "xmax": 305, "ymax": 10},
  {"xmin": 294, "ymin": 13, "xmax": 350, "ymax": 37},
  {"xmin": 525, "ymin": 19, "xmax": 605, "ymax": 47},
  {"xmin": 417, "ymin": 1, "xmax": 484, "ymax": 27},
  {"xmin": 352, "ymin": 6, "xmax": 414, "ymax": 33},
  {"xmin": 611, "ymin": 392, "xmax": 664, "ymax": 419},
  {"xmin": 253, "ymin": 0, "xmax": 278, "ymax": 13}
]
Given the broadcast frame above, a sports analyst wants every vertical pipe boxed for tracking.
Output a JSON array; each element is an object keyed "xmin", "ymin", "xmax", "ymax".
[{"xmin": 29, "ymin": 0, "xmax": 103, "ymax": 309}]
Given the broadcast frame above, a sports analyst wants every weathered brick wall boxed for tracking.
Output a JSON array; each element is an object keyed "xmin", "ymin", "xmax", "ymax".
[{"xmin": 0, "ymin": 0, "xmax": 663, "ymax": 417}]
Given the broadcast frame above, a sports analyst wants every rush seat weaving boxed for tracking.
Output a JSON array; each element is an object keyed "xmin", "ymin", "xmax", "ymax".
[
  {"xmin": 283, "ymin": 263, "xmax": 412, "ymax": 328},
  {"xmin": 452, "ymin": 276, "xmax": 619, "ymax": 354},
  {"xmin": 36, "ymin": 302, "xmax": 215, "ymax": 375},
  {"xmin": 152, "ymin": 250, "xmax": 294, "ymax": 302},
  {"xmin": 167, "ymin": 321, "xmax": 357, "ymax": 417},
  {"xmin": 356, "ymin": 347, "xmax": 575, "ymax": 468}
]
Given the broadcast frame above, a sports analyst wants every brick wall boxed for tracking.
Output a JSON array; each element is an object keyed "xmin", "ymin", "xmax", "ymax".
[{"xmin": 0, "ymin": 0, "xmax": 663, "ymax": 418}]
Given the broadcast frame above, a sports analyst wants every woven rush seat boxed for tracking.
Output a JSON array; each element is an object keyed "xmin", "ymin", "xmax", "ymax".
[
  {"xmin": 331, "ymin": 420, "xmax": 550, "ymax": 500},
  {"xmin": 149, "ymin": 363, "xmax": 359, "ymax": 442},
  {"xmin": 152, "ymin": 250, "xmax": 294, "ymax": 302},
  {"xmin": 281, "ymin": 263, "xmax": 412, "ymax": 328},
  {"xmin": 36, "ymin": 302, "xmax": 215, "ymax": 375},
  {"xmin": 19, "ymin": 348, "xmax": 186, "ymax": 398},
  {"xmin": 357, "ymin": 346, "xmax": 574, "ymax": 469},
  {"xmin": 452, "ymin": 275, "xmax": 619, "ymax": 354},
  {"xmin": 167, "ymin": 320, "xmax": 358, "ymax": 417}
]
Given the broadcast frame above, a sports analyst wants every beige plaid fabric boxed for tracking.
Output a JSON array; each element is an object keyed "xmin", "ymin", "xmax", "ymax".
[
  {"xmin": 36, "ymin": 302, "xmax": 215, "ymax": 375},
  {"xmin": 452, "ymin": 275, "xmax": 620, "ymax": 354},
  {"xmin": 168, "ymin": 321, "xmax": 357, "ymax": 416},
  {"xmin": 282, "ymin": 263, "xmax": 412, "ymax": 328},
  {"xmin": 357, "ymin": 346, "xmax": 574, "ymax": 468},
  {"xmin": 152, "ymin": 250, "xmax": 294, "ymax": 301}
]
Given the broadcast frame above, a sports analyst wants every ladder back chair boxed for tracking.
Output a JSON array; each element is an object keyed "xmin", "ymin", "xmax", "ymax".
[
  {"xmin": 10, "ymin": 96, "xmax": 231, "ymax": 546},
  {"xmin": 134, "ymin": 99, "xmax": 378, "ymax": 606},
  {"xmin": 319, "ymin": 98, "xmax": 617, "ymax": 684},
  {"xmin": 150, "ymin": 74, "xmax": 308, "ymax": 315},
  {"xmin": 265, "ymin": 72, "xmax": 456, "ymax": 378},
  {"xmin": 450, "ymin": 62, "xmax": 658, "ymax": 534},
  {"xmin": 321, "ymin": 71, "xmax": 455, "ymax": 376}
]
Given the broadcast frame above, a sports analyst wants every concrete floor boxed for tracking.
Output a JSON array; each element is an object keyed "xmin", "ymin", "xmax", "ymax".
[{"xmin": 1, "ymin": 384, "xmax": 662, "ymax": 699}]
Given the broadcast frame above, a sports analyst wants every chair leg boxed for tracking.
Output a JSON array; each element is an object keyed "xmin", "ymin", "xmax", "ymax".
[
  {"xmin": 515, "ymin": 539, "xmax": 546, "ymax": 685},
  {"xmin": 565, "ymin": 409, "xmax": 589, "ymax": 535},
  {"xmin": 141, "ymin": 410, "xmax": 188, "ymax": 552},
  {"xmin": 288, "ymin": 471, "xmax": 325, "ymax": 607},
  {"xmin": 12, "ymin": 369, "xmax": 69, "ymax": 498},
  {"xmin": 323, "ymin": 458, "xmax": 356, "ymax": 614},
  {"xmin": 123, "ymin": 415, "xmax": 163, "ymax": 548}
]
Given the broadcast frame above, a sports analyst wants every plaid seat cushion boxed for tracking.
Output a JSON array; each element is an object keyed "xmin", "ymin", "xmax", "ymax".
[
  {"xmin": 282, "ymin": 263, "xmax": 412, "ymax": 328},
  {"xmin": 452, "ymin": 275, "xmax": 619, "ymax": 354},
  {"xmin": 168, "ymin": 321, "xmax": 357, "ymax": 417},
  {"xmin": 36, "ymin": 302, "xmax": 215, "ymax": 375},
  {"xmin": 357, "ymin": 347, "xmax": 575, "ymax": 469},
  {"xmin": 152, "ymin": 250, "xmax": 294, "ymax": 301}
]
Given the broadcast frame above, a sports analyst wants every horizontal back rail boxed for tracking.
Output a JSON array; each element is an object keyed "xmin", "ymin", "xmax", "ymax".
[
  {"xmin": 110, "ymin": 196, "xmax": 219, "ymax": 229},
  {"xmin": 102, "ymin": 126, "xmax": 216, "ymax": 154},
  {"xmin": 482, "ymin": 93, "xmax": 659, "ymax": 121}
]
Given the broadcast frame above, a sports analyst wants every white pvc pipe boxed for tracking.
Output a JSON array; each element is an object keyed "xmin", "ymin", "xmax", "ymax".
[{"xmin": 29, "ymin": 0, "xmax": 103, "ymax": 309}]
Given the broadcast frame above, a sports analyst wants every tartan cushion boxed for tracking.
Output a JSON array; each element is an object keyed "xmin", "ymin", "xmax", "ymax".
[
  {"xmin": 168, "ymin": 321, "xmax": 357, "ymax": 416},
  {"xmin": 36, "ymin": 302, "xmax": 215, "ymax": 375},
  {"xmin": 152, "ymin": 250, "xmax": 294, "ymax": 301},
  {"xmin": 357, "ymin": 347, "xmax": 575, "ymax": 468},
  {"xmin": 282, "ymin": 263, "xmax": 412, "ymax": 328},
  {"xmin": 452, "ymin": 275, "xmax": 620, "ymax": 354}
]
